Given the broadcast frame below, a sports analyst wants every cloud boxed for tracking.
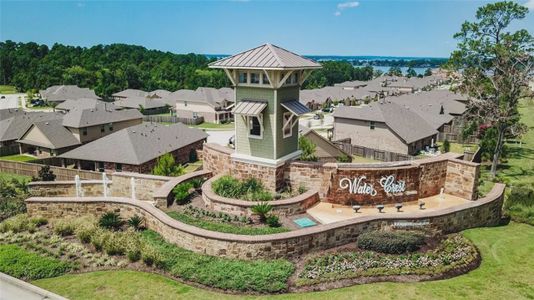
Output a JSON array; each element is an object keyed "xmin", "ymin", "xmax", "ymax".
[
  {"xmin": 337, "ymin": 1, "xmax": 359, "ymax": 9},
  {"xmin": 335, "ymin": 1, "xmax": 359, "ymax": 16},
  {"xmin": 524, "ymin": 0, "xmax": 534, "ymax": 10}
]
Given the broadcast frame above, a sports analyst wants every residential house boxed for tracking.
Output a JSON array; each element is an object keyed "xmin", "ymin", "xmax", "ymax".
[
  {"xmin": 333, "ymin": 101, "xmax": 438, "ymax": 155},
  {"xmin": 111, "ymin": 89, "xmax": 148, "ymax": 100},
  {"xmin": 39, "ymin": 85, "xmax": 101, "ymax": 104},
  {"xmin": 17, "ymin": 103, "xmax": 143, "ymax": 157},
  {"xmin": 300, "ymin": 126, "xmax": 351, "ymax": 162},
  {"xmin": 60, "ymin": 123, "xmax": 208, "ymax": 173},
  {"xmin": 55, "ymin": 98, "xmax": 110, "ymax": 112},
  {"xmin": 163, "ymin": 87, "xmax": 234, "ymax": 123},
  {"xmin": 114, "ymin": 96, "xmax": 168, "ymax": 115}
]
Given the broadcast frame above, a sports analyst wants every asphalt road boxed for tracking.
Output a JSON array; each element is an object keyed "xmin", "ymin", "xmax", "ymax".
[
  {"xmin": 0, "ymin": 94, "xmax": 23, "ymax": 110},
  {"xmin": 206, "ymin": 130, "xmax": 234, "ymax": 146}
]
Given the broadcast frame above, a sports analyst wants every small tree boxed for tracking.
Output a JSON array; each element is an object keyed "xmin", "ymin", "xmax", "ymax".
[
  {"xmin": 387, "ymin": 66, "xmax": 403, "ymax": 76},
  {"xmin": 299, "ymin": 136, "xmax": 317, "ymax": 162},
  {"xmin": 152, "ymin": 153, "xmax": 185, "ymax": 177},
  {"xmin": 424, "ymin": 68, "xmax": 433, "ymax": 77},
  {"xmin": 35, "ymin": 165, "xmax": 56, "ymax": 181},
  {"xmin": 448, "ymin": 1, "xmax": 533, "ymax": 177},
  {"xmin": 406, "ymin": 67, "xmax": 417, "ymax": 78}
]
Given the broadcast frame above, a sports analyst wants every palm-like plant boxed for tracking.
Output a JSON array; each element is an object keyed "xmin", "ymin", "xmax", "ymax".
[{"xmin": 251, "ymin": 202, "xmax": 272, "ymax": 223}]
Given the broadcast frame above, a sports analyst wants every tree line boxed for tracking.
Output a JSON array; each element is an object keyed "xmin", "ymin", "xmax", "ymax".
[{"xmin": 0, "ymin": 41, "xmax": 230, "ymax": 98}]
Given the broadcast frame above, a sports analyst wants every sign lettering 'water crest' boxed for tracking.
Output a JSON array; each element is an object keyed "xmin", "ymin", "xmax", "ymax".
[{"xmin": 339, "ymin": 175, "xmax": 406, "ymax": 196}]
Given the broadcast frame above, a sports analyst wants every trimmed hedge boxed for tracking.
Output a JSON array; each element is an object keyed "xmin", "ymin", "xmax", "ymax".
[{"xmin": 357, "ymin": 231, "xmax": 426, "ymax": 254}]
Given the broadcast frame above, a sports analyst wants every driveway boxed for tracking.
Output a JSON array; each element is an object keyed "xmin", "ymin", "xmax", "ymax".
[
  {"xmin": 205, "ymin": 130, "xmax": 234, "ymax": 146},
  {"xmin": 0, "ymin": 93, "xmax": 23, "ymax": 110}
]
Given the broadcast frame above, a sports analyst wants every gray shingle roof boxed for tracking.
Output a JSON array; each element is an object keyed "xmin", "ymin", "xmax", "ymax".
[
  {"xmin": 60, "ymin": 123, "xmax": 208, "ymax": 165},
  {"xmin": 18, "ymin": 119, "xmax": 80, "ymax": 149},
  {"xmin": 114, "ymin": 96, "xmax": 167, "ymax": 110},
  {"xmin": 39, "ymin": 85, "xmax": 100, "ymax": 102},
  {"xmin": 162, "ymin": 87, "xmax": 234, "ymax": 108},
  {"xmin": 112, "ymin": 89, "xmax": 148, "ymax": 98},
  {"xmin": 209, "ymin": 44, "xmax": 322, "ymax": 70},
  {"xmin": 333, "ymin": 102, "xmax": 438, "ymax": 144},
  {"xmin": 62, "ymin": 103, "xmax": 142, "ymax": 128},
  {"xmin": 0, "ymin": 111, "xmax": 63, "ymax": 142},
  {"xmin": 55, "ymin": 99, "xmax": 109, "ymax": 111}
]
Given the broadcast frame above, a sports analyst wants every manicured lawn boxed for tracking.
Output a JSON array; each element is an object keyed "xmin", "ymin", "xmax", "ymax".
[
  {"xmin": 189, "ymin": 122, "xmax": 234, "ymax": 130},
  {"xmin": 0, "ymin": 244, "xmax": 71, "ymax": 280},
  {"xmin": 0, "ymin": 154, "xmax": 37, "ymax": 162},
  {"xmin": 0, "ymin": 85, "xmax": 17, "ymax": 94},
  {"xmin": 0, "ymin": 172, "xmax": 31, "ymax": 182},
  {"xmin": 183, "ymin": 160, "xmax": 203, "ymax": 173},
  {"xmin": 32, "ymin": 223, "xmax": 534, "ymax": 299}
]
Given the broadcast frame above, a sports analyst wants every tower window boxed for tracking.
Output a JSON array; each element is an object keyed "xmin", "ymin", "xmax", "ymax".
[
  {"xmin": 283, "ymin": 112, "xmax": 293, "ymax": 138},
  {"xmin": 250, "ymin": 72, "xmax": 260, "ymax": 84},
  {"xmin": 370, "ymin": 121, "xmax": 375, "ymax": 130},
  {"xmin": 262, "ymin": 73, "xmax": 270, "ymax": 85},
  {"xmin": 249, "ymin": 116, "xmax": 261, "ymax": 137},
  {"xmin": 238, "ymin": 72, "xmax": 248, "ymax": 83}
]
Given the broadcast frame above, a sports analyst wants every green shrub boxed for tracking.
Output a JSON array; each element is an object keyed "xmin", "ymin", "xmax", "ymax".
[
  {"xmin": 30, "ymin": 217, "xmax": 48, "ymax": 227},
  {"xmin": 173, "ymin": 182, "xmax": 193, "ymax": 204},
  {"xmin": 127, "ymin": 215, "xmax": 145, "ymax": 231},
  {"xmin": 90, "ymin": 228, "xmax": 111, "ymax": 251},
  {"xmin": 266, "ymin": 215, "xmax": 281, "ymax": 227},
  {"xmin": 357, "ymin": 231, "xmax": 426, "ymax": 254},
  {"xmin": 189, "ymin": 178, "xmax": 205, "ymax": 189},
  {"xmin": 505, "ymin": 185, "xmax": 534, "ymax": 225},
  {"xmin": 52, "ymin": 218, "xmax": 76, "ymax": 236},
  {"xmin": 141, "ymin": 243, "xmax": 162, "ymax": 267},
  {"xmin": 299, "ymin": 136, "xmax": 318, "ymax": 162},
  {"xmin": 211, "ymin": 175, "xmax": 242, "ymax": 198},
  {"xmin": 0, "ymin": 214, "xmax": 37, "ymax": 233},
  {"xmin": 98, "ymin": 212, "xmax": 123, "ymax": 231},
  {"xmin": 152, "ymin": 153, "xmax": 185, "ymax": 177},
  {"xmin": 442, "ymin": 139, "xmax": 451, "ymax": 153},
  {"xmin": 140, "ymin": 230, "xmax": 295, "ymax": 293},
  {"xmin": 251, "ymin": 202, "xmax": 272, "ymax": 223},
  {"xmin": 337, "ymin": 154, "xmax": 351, "ymax": 162},
  {"xmin": 0, "ymin": 244, "xmax": 70, "ymax": 280}
]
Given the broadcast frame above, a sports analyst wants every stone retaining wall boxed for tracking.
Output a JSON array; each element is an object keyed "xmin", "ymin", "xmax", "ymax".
[
  {"xmin": 26, "ymin": 183, "xmax": 505, "ymax": 260},
  {"xmin": 201, "ymin": 175, "xmax": 320, "ymax": 217},
  {"xmin": 28, "ymin": 180, "xmax": 106, "ymax": 197},
  {"xmin": 110, "ymin": 172, "xmax": 171, "ymax": 201},
  {"xmin": 153, "ymin": 170, "xmax": 212, "ymax": 208}
]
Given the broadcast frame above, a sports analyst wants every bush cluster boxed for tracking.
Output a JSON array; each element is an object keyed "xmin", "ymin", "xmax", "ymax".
[
  {"xmin": 0, "ymin": 177, "xmax": 28, "ymax": 222},
  {"xmin": 173, "ymin": 182, "xmax": 194, "ymax": 204},
  {"xmin": 212, "ymin": 176, "xmax": 273, "ymax": 201},
  {"xmin": 0, "ymin": 214, "xmax": 46, "ymax": 233},
  {"xmin": 357, "ymin": 231, "xmax": 426, "ymax": 254}
]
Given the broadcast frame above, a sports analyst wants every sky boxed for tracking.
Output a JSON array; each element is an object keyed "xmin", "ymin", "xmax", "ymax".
[{"xmin": 1, "ymin": 0, "xmax": 533, "ymax": 58}]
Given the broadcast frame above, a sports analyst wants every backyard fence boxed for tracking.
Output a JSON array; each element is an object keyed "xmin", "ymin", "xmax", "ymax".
[
  {"xmin": 0, "ymin": 160, "xmax": 105, "ymax": 180},
  {"xmin": 438, "ymin": 124, "xmax": 478, "ymax": 144},
  {"xmin": 142, "ymin": 115, "xmax": 204, "ymax": 125},
  {"xmin": 332, "ymin": 139, "xmax": 414, "ymax": 162}
]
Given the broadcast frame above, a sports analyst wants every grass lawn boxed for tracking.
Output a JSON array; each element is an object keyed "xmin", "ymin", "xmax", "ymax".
[
  {"xmin": 0, "ymin": 154, "xmax": 37, "ymax": 162},
  {"xmin": 0, "ymin": 172, "xmax": 31, "ymax": 182},
  {"xmin": 183, "ymin": 160, "xmax": 203, "ymax": 173},
  {"xmin": 32, "ymin": 222, "xmax": 534, "ymax": 300},
  {"xmin": 479, "ymin": 99, "xmax": 534, "ymax": 195},
  {"xmin": 0, "ymin": 85, "xmax": 17, "ymax": 94},
  {"xmin": 189, "ymin": 122, "xmax": 234, "ymax": 130},
  {"xmin": 350, "ymin": 155, "xmax": 380, "ymax": 163}
]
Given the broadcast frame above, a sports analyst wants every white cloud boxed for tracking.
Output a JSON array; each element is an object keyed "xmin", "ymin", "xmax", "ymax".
[
  {"xmin": 524, "ymin": 0, "xmax": 534, "ymax": 10},
  {"xmin": 335, "ymin": 1, "xmax": 359, "ymax": 16},
  {"xmin": 337, "ymin": 1, "xmax": 359, "ymax": 9}
]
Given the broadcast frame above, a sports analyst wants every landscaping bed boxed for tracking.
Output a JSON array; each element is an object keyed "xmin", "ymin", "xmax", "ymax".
[
  {"xmin": 292, "ymin": 231, "xmax": 480, "ymax": 291},
  {"xmin": 211, "ymin": 175, "xmax": 306, "ymax": 201}
]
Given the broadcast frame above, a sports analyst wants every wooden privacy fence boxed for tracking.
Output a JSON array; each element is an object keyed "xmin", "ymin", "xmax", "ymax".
[
  {"xmin": 143, "ymin": 115, "xmax": 204, "ymax": 125},
  {"xmin": 0, "ymin": 160, "xmax": 104, "ymax": 180},
  {"xmin": 333, "ymin": 139, "xmax": 414, "ymax": 162}
]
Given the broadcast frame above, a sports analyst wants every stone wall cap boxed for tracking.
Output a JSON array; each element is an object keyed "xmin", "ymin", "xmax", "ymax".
[
  {"xmin": 112, "ymin": 172, "xmax": 172, "ymax": 181},
  {"xmin": 203, "ymin": 143, "xmax": 234, "ymax": 155},
  {"xmin": 25, "ymin": 183, "xmax": 504, "ymax": 244},
  {"xmin": 28, "ymin": 180, "xmax": 106, "ymax": 186},
  {"xmin": 153, "ymin": 170, "xmax": 211, "ymax": 199}
]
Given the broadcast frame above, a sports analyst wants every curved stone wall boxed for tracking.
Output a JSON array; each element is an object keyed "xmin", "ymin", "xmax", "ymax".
[
  {"xmin": 201, "ymin": 175, "xmax": 320, "ymax": 217},
  {"xmin": 152, "ymin": 170, "xmax": 212, "ymax": 207},
  {"xmin": 26, "ymin": 183, "xmax": 505, "ymax": 260}
]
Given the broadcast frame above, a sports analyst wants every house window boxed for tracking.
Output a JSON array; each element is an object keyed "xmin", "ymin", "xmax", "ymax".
[
  {"xmin": 283, "ymin": 112, "xmax": 293, "ymax": 138},
  {"xmin": 238, "ymin": 72, "xmax": 248, "ymax": 83},
  {"xmin": 184, "ymin": 101, "xmax": 188, "ymax": 107},
  {"xmin": 101, "ymin": 125, "xmax": 105, "ymax": 133},
  {"xmin": 250, "ymin": 73, "xmax": 260, "ymax": 84},
  {"xmin": 262, "ymin": 73, "xmax": 270, "ymax": 85},
  {"xmin": 82, "ymin": 128, "xmax": 88, "ymax": 136},
  {"xmin": 97, "ymin": 162, "xmax": 104, "ymax": 172},
  {"xmin": 249, "ymin": 116, "xmax": 261, "ymax": 137},
  {"xmin": 115, "ymin": 163, "xmax": 122, "ymax": 172},
  {"xmin": 108, "ymin": 123, "xmax": 113, "ymax": 131},
  {"xmin": 192, "ymin": 112, "xmax": 198, "ymax": 119},
  {"xmin": 369, "ymin": 121, "xmax": 375, "ymax": 130}
]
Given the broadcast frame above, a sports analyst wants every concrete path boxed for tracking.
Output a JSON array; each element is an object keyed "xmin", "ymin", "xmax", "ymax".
[{"xmin": 0, "ymin": 272, "xmax": 68, "ymax": 300}]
